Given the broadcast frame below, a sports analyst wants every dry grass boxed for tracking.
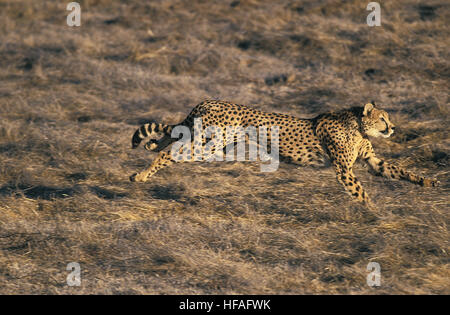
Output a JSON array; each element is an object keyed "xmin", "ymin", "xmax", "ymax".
[{"xmin": 0, "ymin": 0, "xmax": 449, "ymax": 294}]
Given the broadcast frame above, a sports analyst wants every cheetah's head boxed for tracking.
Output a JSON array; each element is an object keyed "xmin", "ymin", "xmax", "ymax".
[{"xmin": 361, "ymin": 102, "xmax": 395, "ymax": 138}]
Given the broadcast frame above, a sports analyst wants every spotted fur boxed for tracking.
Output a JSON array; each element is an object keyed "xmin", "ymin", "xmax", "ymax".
[{"xmin": 130, "ymin": 100, "xmax": 439, "ymax": 205}]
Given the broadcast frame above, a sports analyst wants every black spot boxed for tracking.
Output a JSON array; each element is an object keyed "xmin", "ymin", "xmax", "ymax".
[
  {"xmin": 66, "ymin": 173, "xmax": 87, "ymax": 181},
  {"xmin": 418, "ymin": 5, "xmax": 436, "ymax": 21},
  {"xmin": 432, "ymin": 150, "xmax": 448, "ymax": 166},
  {"xmin": 289, "ymin": 34, "xmax": 311, "ymax": 46},
  {"xmin": 144, "ymin": 36, "xmax": 165, "ymax": 43},
  {"xmin": 103, "ymin": 16, "xmax": 131, "ymax": 27},
  {"xmin": 230, "ymin": 0, "xmax": 239, "ymax": 7},
  {"xmin": 19, "ymin": 57, "xmax": 35, "ymax": 71},
  {"xmin": 265, "ymin": 74, "xmax": 287, "ymax": 86},
  {"xmin": 293, "ymin": 6, "xmax": 304, "ymax": 14},
  {"xmin": 148, "ymin": 185, "xmax": 185, "ymax": 200},
  {"xmin": 104, "ymin": 18, "xmax": 120, "ymax": 24},
  {"xmin": 237, "ymin": 40, "xmax": 251, "ymax": 50},
  {"xmin": 364, "ymin": 68, "xmax": 383, "ymax": 80},
  {"xmin": 89, "ymin": 186, "xmax": 127, "ymax": 199},
  {"xmin": 321, "ymin": 274, "xmax": 345, "ymax": 283},
  {"xmin": 104, "ymin": 54, "xmax": 129, "ymax": 61},
  {"xmin": 77, "ymin": 116, "xmax": 91, "ymax": 123}
]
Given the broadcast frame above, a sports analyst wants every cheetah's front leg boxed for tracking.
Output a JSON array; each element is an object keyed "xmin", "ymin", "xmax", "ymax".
[
  {"xmin": 333, "ymin": 162, "xmax": 372, "ymax": 205},
  {"xmin": 130, "ymin": 151, "xmax": 175, "ymax": 182},
  {"xmin": 326, "ymin": 141, "xmax": 372, "ymax": 205},
  {"xmin": 367, "ymin": 157, "xmax": 439, "ymax": 187},
  {"xmin": 359, "ymin": 140, "xmax": 439, "ymax": 187}
]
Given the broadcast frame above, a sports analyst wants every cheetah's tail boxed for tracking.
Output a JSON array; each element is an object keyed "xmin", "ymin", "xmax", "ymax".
[{"xmin": 131, "ymin": 122, "xmax": 173, "ymax": 149}]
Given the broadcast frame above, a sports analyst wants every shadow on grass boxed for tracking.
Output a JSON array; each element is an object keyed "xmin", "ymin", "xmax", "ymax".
[
  {"xmin": 148, "ymin": 184, "xmax": 186, "ymax": 200},
  {"xmin": 89, "ymin": 186, "xmax": 128, "ymax": 200},
  {"xmin": 0, "ymin": 184, "xmax": 77, "ymax": 200},
  {"xmin": 0, "ymin": 183, "xmax": 128, "ymax": 200}
]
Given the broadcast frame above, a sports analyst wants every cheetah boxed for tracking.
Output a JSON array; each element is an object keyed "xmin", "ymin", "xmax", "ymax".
[{"xmin": 130, "ymin": 100, "xmax": 438, "ymax": 205}]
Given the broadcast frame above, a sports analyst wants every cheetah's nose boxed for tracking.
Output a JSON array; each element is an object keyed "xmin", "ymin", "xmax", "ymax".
[{"xmin": 391, "ymin": 126, "xmax": 396, "ymax": 131}]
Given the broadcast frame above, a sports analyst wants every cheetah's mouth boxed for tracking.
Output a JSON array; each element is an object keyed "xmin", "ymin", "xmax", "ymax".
[{"xmin": 380, "ymin": 128, "xmax": 393, "ymax": 138}]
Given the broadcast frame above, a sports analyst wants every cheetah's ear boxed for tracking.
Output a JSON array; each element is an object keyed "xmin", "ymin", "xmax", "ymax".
[{"xmin": 363, "ymin": 103, "xmax": 374, "ymax": 116}]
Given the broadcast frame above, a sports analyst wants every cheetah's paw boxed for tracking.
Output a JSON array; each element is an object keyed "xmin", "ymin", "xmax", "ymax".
[
  {"xmin": 129, "ymin": 173, "xmax": 148, "ymax": 182},
  {"xmin": 422, "ymin": 178, "xmax": 440, "ymax": 187}
]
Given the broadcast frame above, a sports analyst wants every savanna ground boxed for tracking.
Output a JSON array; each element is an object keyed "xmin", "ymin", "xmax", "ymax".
[{"xmin": 0, "ymin": 0, "xmax": 449, "ymax": 294}]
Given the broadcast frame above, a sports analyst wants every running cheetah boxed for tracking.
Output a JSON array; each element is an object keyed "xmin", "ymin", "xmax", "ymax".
[{"xmin": 130, "ymin": 100, "xmax": 438, "ymax": 205}]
